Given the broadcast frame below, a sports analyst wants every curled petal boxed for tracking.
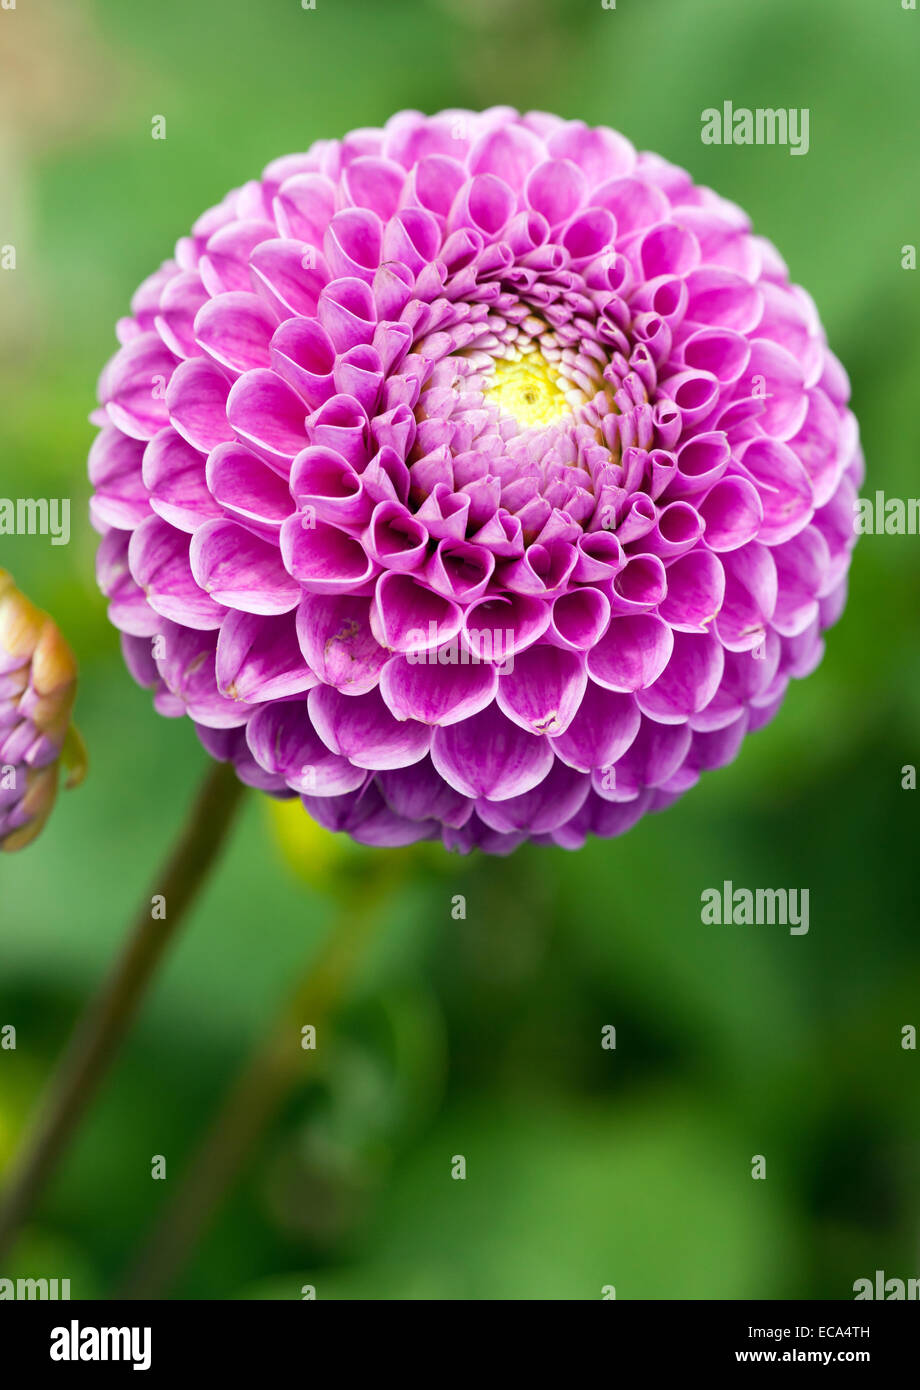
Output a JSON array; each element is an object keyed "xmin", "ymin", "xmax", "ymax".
[
  {"xmin": 550, "ymin": 682, "xmax": 641, "ymax": 773},
  {"xmin": 636, "ymin": 630, "xmax": 725, "ymax": 724},
  {"xmin": 525, "ymin": 159, "xmax": 587, "ymax": 227},
  {"xmin": 153, "ymin": 623, "xmax": 254, "ymax": 728},
  {"xmin": 698, "ymin": 477, "xmax": 762, "ymax": 552},
  {"xmin": 716, "ymin": 544, "xmax": 778, "ymax": 652},
  {"xmin": 308, "ymin": 684, "xmax": 431, "ymax": 770},
  {"xmin": 206, "ymin": 441, "xmax": 295, "ymax": 534},
  {"xmin": 143, "ymin": 428, "xmax": 221, "ymax": 533},
  {"xmin": 770, "ymin": 527, "xmax": 830, "ymax": 638},
  {"xmin": 129, "ymin": 516, "xmax": 227, "ymax": 630},
  {"xmin": 363, "ymin": 500, "xmax": 429, "ymax": 572},
  {"xmin": 216, "ymin": 609, "xmax": 316, "ymax": 701},
  {"xmin": 250, "ymin": 238, "xmax": 326, "ymax": 318},
  {"xmin": 323, "ymin": 208, "xmax": 383, "ymax": 282},
  {"xmin": 194, "ymin": 291, "xmax": 277, "ymax": 373},
  {"xmin": 318, "ymin": 277, "xmax": 377, "ymax": 351},
  {"xmin": 463, "ymin": 592, "xmax": 551, "ymax": 660},
  {"xmin": 281, "ymin": 515, "xmax": 377, "ymax": 594},
  {"xmin": 199, "ymin": 219, "xmax": 275, "ymax": 295},
  {"xmin": 738, "ymin": 437, "xmax": 814, "ymax": 545},
  {"xmin": 165, "ymin": 358, "xmax": 234, "ymax": 454},
  {"xmin": 496, "ymin": 643, "xmax": 587, "ymax": 736},
  {"xmin": 684, "ymin": 267, "xmax": 764, "ymax": 333},
  {"xmin": 227, "ymin": 369, "xmax": 309, "ymax": 465},
  {"xmin": 658, "ymin": 550, "xmax": 725, "ymax": 633},
  {"xmin": 586, "ymin": 614, "xmax": 674, "ymax": 692},
  {"xmin": 89, "ymin": 429, "xmax": 151, "ymax": 530},
  {"xmin": 424, "ymin": 539, "xmax": 495, "ymax": 603},
  {"xmin": 477, "ymin": 758, "xmax": 590, "ymax": 835},
  {"xmin": 273, "ymin": 172, "xmax": 336, "ymax": 243},
  {"xmin": 379, "ymin": 651, "xmax": 498, "ymax": 726},
  {"xmin": 469, "ymin": 123, "xmax": 546, "ymax": 190},
  {"xmin": 608, "ymin": 554, "xmax": 667, "ymax": 616},
  {"xmin": 639, "ymin": 221, "xmax": 700, "ymax": 279},
  {"xmin": 680, "ymin": 328, "xmax": 750, "ymax": 384},
  {"xmin": 670, "ymin": 433, "xmax": 731, "ymax": 497},
  {"xmin": 449, "ymin": 172, "xmax": 516, "ymax": 237},
  {"xmin": 296, "ymin": 592, "xmax": 388, "ymax": 692},
  {"xmin": 289, "ymin": 445, "xmax": 371, "ymax": 527},
  {"xmin": 190, "ymin": 518, "xmax": 300, "ymax": 614},
  {"xmin": 431, "ymin": 704, "xmax": 554, "ymax": 801},
  {"xmin": 593, "ymin": 718, "xmax": 692, "ymax": 801},
  {"xmin": 371, "ymin": 571, "xmax": 463, "ymax": 654},
  {"xmin": 101, "ymin": 333, "xmax": 177, "ymax": 440},
  {"xmin": 155, "ymin": 272, "xmax": 210, "ymax": 360},
  {"xmin": 246, "ymin": 701, "xmax": 366, "ymax": 794},
  {"xmin": 270, "ymin": 318, "xmax": 337, "ymax": 408},
  {"xmin": 547, "ymin": 587, "xmax": 610, "ymax": 651},
  {"xmin": 377, "ymin": 758, "xmax": 473, "ymax": 828},
  {"xmin": 343, "ymin": 157, "xmax": 406, "ymax": 220},
  {"xmin": 308, "ymin": 393, "xmax": 371, "ymax": 467}
]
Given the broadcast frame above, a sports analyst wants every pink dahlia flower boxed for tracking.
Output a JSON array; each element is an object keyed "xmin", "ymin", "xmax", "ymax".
[{"xmin": 89, "ymin": 108, "xmax": 861, "ymax": 853}]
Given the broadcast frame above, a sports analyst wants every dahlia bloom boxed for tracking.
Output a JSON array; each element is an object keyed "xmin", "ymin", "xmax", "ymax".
[
  {"xmin": 0, "ymin": 570, "xmax": 86, "ymax": 852},
  {"xmin": 89, "ymin": 108, "xmax": 861, "ymax": 853}
]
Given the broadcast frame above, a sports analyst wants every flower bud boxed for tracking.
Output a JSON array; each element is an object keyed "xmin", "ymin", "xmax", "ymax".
[{"xmin": 0, "ymin": 569, "xmax": 87, "ymax": 852}]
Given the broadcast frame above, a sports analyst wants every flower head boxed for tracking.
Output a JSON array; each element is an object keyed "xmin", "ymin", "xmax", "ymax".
[
  {"xmin": 0, "ymin": 570, "xmax": 86, "ymax": 852},
  {"xmin": 89, "ymin": 108, "xmax": 861, "ymax": 853}
]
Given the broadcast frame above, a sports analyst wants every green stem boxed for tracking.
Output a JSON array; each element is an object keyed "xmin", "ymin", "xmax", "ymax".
[
  {"xmin": 118, "ymin": 865, "xmax": 397, "ymax": 1300},
  {"xmin": 0, "ymin": 758, "xmax": 246, "ymax": 1263}
]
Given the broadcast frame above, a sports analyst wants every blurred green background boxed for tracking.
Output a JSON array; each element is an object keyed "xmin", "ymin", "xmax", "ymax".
[{"xmin": 1, "ymin": 0, "xmax": 918, "ymax": 1300}]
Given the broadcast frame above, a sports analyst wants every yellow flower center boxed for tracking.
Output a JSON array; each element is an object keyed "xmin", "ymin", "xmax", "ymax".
[{"xmin": 485, "ymin": 351, "xmax": 572, "ymax": 430}]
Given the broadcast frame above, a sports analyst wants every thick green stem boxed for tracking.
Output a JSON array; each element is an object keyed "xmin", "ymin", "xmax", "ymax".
[{"xmin": 0, "ymin": 758, "xmax": 246, "ymax": 1263}]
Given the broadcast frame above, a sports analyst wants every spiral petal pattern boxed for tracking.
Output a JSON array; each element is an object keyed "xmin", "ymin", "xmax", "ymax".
[{"xmin": 89, "ymin": 108, "xmax": 862, "ymax": 852}]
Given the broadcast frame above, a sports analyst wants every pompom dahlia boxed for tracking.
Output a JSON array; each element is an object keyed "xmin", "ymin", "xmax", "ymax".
[
  {"xmin": 89, "ymin": 108, "xmax": 861, "ymax": 853},
  {"xmin": 0, "ymin": 570, "xmax": 86, "ymax": 852}
]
